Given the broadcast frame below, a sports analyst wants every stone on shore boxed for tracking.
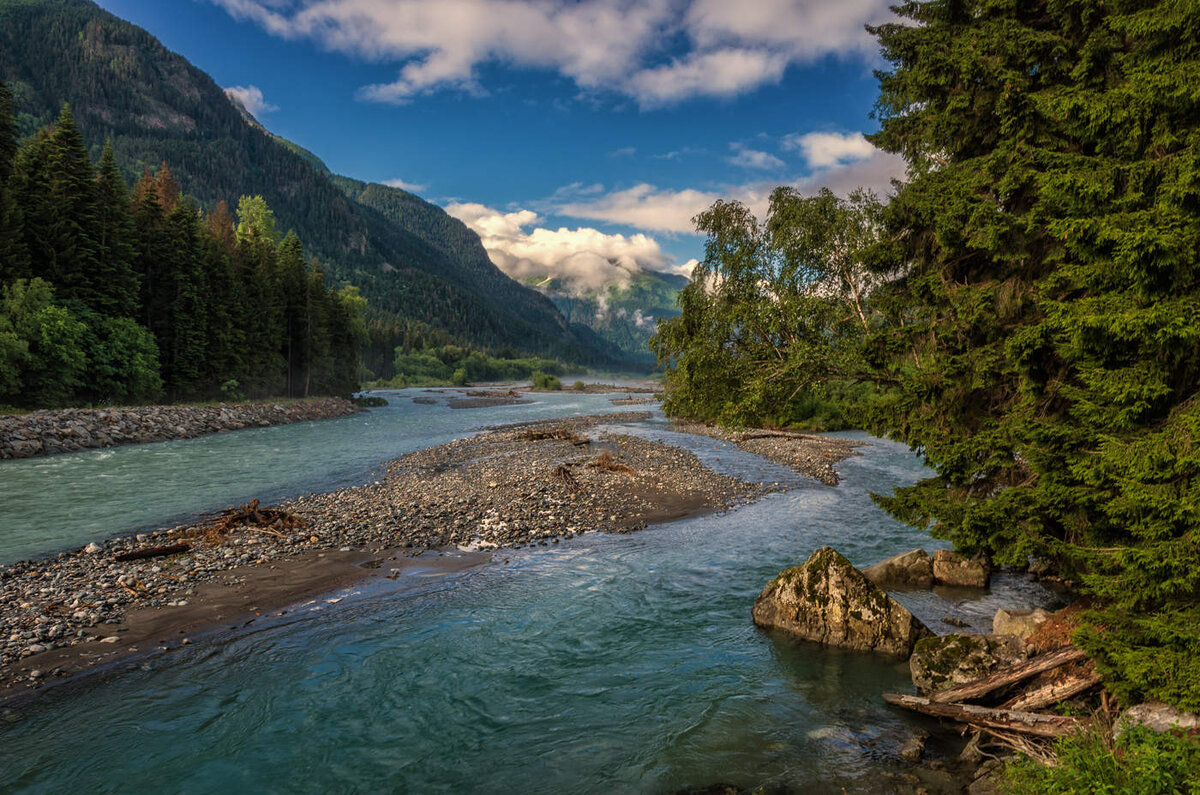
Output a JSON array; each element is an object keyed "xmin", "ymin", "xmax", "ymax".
[
  {"xmin": 932, "ymin": 550, "xmax": 991, "ymax": 588},
  {"xmin": 992, "ymin": 608, "xmax": 1051, "ymax": 640},
  {"xmin": 909, "ymin": 633, "xmax": 1029, "ymax": 694},
  {"xmin": 752, "ymin": 547, "xmax": 932, "ymax": 657},
  {"xmin": 862, "ymin": 549, "xmax": 933, "ymax": 589},
  {"xmin": 1115, "ymin": 702, "xmax": 1200, "ymax": 739}
]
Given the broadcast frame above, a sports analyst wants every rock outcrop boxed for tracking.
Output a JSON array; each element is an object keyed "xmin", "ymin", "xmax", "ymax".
[
  {"xmin": 0, "ymin": 398, "xmax": 360, "ymax": 460},
  {"xmin": 862, "ymin": 549, "xmax": 934, "ymax": 588},
  {"xmin": 1115, "ymin": 702, "xmax": 1200, "ymax": 739},
  {"xmin": 992, "ymin": 608, "xmax": 1051, "ymax": 640},
  {"xmin": 932, "ymin": 550, "xmax": 991, "ymax": 588},
  {"xmin": 909, "ymin": 633, "xmax": 1029, "ymax": 694},
  {"xmin": 752, "ymin": 547, "xmax": 933, "ymax": 657}
]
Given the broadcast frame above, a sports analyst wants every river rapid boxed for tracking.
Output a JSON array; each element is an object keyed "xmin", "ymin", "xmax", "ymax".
[{"xmin": 0, "ymin": 390, "xmax": 1065, "ymax": 793}]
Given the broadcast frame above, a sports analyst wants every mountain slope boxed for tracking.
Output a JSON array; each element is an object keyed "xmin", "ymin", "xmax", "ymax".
[
  {"xmin": 0, "ymin": 0, "xmax": 616, "ymax": 364},
  {"xmin": 336, "ymin": 175, "xmax": 681, "ymax": 367}
]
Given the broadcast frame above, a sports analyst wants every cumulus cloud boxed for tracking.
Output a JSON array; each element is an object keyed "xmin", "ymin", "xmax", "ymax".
[
  {"xmin": 224, "ymin": 85, "xmax": 278, "ymax": 118},
  {"xmin": 553, "ymin": 139, "xmax": 906, "ymax": 235},
  {"xmin": 727, "ymin": 143, "xmax": 785, "ymax": 171},
  {"xmin": 784, "ymin": 131, "xmax": 876, "ymax": 168},
  {"xmin": 445, "ymin": 202, "xmax": 692, "ymax": 295},
  {"xmin": 383, "ymin": 177, "xmax": 427, "ymax": 192},
  {"xmin": 557, "ymin": 184, "xmax": 721, "ymax": 234},
  {"xmin": 210, "ymin": 0, "xmax": 894, "ymax": 105}
]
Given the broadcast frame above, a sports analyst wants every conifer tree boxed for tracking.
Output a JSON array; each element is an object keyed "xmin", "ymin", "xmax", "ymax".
[
  {"xmin": 41, "ymin": 104, "xmax": 101, "ymax": 307},
  {"xmin": 92, "ymin": 141, "xmax": 140, "ymax": 318},
  {"xmin": 867, "ymin": 0, "xmax": 1200, "ymax": 708},
  {"xmin": 0, "ymin": 81, "xmax": 27, "ymax": 282}
]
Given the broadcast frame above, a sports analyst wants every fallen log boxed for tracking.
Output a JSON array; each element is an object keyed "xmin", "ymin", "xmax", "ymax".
[
  {"xmin": 929, "ymin": 646, "xmax": 1087, "ymax": 703},
  {"xmin": 883, "ymin": 693, "xmax": 1085, "ymax": 738},
  {"xmin": 1002, "ymin": 668, "xmax": 1102, "ymax": 712},
  {"xmin": 114, "ymin": 543, "xmax": 191, "ymax": 562}
]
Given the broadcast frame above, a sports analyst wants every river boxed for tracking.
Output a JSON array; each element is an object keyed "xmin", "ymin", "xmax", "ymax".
[{"xmin": 0, "ymin": 390, "xmax": 1065, "ymax": 793}]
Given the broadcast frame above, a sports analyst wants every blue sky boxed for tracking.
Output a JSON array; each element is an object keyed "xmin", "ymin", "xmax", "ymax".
[{"xmin": 95, "ymin": 0, "xmax": 905, "ymax": 289}]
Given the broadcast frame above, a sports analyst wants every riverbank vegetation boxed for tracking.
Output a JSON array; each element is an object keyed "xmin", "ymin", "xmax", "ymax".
[
  {"xmin": 368, "ymin": 343, "xmax": 573, "ymax": 388},
  {"xmin": 0, "ymin": 89, "xmax": 366, "ymax": 408},
  {"xmin": 652, "ymin": 0, "xmax": 1200, "ymax": 781}
]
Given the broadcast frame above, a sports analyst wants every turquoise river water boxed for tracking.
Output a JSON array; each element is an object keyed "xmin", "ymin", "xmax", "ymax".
[{"xmin": 0, "ymin": 390, "xmax": 1065, "ymax": 793}]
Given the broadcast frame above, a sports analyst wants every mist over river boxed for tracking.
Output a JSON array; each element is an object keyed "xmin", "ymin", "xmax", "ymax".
[{"xmin": 0, "ymin": 391, "xmax": 1064, "ymax": 793}]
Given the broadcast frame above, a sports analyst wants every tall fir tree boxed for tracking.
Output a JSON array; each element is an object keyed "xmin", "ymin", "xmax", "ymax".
[
  {"xmin": 92, "ymin": 141, "xmax": 140, "ymax": 318},
  {"xmin": 41, "ymin": 104, "xmax": 102, "ymax": 308},
  {"xmin": 0, "ymin": 81, "xmax": 28, "ymax": 283},
  {"xmin": 867, "ymin": 0, "xmax": 1200, "ymax": 709}
]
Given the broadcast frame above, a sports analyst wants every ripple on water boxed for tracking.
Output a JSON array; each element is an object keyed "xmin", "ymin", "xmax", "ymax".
[{"xmin": 0, "ymin": 421, "xmax": 1066, "ymax": 794}]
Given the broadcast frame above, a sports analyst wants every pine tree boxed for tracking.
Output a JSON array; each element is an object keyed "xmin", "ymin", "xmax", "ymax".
[
  {"xmin": 0, "ymin": 81, "xmax": 28, "ymax": 282},
  {"xmin": 867, "ymin": 0, "xmax": 1200, "ymax": 709},
  {"xmin": 41, "ymin": 104, "xmax": 102, "ymax": 307},
  {"xmin": 92, "ymin": 141, "xmax": 140, "ymax": 318}
]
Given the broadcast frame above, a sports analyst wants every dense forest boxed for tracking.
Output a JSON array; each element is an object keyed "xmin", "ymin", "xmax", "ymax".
[
  {"xmin": 0, "ymin": 0, "xmax": 620, "ymax": 368},
  {"xmin": 653, "ymin": 0, "xmax": 1200, "ymax": 784},
  {"xmin": 0, "ymin": 88, "xmax": 365, "ymax": 406}
]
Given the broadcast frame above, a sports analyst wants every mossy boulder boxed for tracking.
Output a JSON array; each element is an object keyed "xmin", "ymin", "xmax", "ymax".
[
  {"xmin": 752, "ymin": 547, "xmax": 933, "ymax": 657},
  {"xmin": 932, "ymin": 550, "xmax": 991, "ymax": 588},
  {"xmin": 862, "ymin": 548, "xmax": 933, "ymax": 588},
  {"xmin": 909, "ymin": 633, "xmax": 1029, "ymax": 694}
]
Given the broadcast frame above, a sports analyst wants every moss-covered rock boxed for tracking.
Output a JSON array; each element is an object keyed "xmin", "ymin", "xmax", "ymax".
[
  {"xmin": 752, "ymin": 546, "xmax": 933, "ymax": 657},
  {"xmin": 909, "ymin": 633, "xmax": 1028, "ymax": 694}
]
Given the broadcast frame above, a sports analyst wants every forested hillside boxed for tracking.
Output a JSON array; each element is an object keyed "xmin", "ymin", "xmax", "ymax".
[
  {"xmin": 0, "ymin": 0, "xmax": 616, "ymax": 367},
  {"xmin": 0, "ymin": 92, "xmax": 364, "ymax": 406}
]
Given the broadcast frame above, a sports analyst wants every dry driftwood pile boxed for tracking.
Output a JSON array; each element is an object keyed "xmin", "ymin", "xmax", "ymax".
[{"xmin": 885, "ymin": 645, "xmax": 1105, "ymax": 763}]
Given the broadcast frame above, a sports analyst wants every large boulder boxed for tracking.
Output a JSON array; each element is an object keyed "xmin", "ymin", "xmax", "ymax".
[
  {"xmin": 752, "ymin": 547, "xmax": 933, "ymax": 657},
  {"xmin": 862, "ymin": 549, "xmax": 933, "ymax": 588},
  {"xmin": 909, "ymin": 634, "xmax": 1029, "ymax": 694},
  {"xmin": 932, "ymin": 550, "xmax": 991, "ymax": 588},
  {"xmin": 992, "ymin": 608, "xmax": 1051, "ymax": 640}
]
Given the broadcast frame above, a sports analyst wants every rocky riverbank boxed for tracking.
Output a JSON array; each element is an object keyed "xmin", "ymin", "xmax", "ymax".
[
  {"xmin": 0, "ymin": 398, "xmax": 359, "ymax": 460},
  {"xmin": 0, "ymin": 412, "xmax": 857, "ymax": 699},
  {"xmin": 670, "ymin": 421, "xmax": 861, "ymax": 485}
]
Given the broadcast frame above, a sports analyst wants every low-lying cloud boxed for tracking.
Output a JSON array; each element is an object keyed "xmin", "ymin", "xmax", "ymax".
[{"xmin": 445, "ymin": 202, "xmax": 695, "ymax": 295}]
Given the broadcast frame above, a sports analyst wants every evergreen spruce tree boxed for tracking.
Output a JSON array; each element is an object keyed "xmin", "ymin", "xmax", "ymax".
[
  {"xmin": 92, "ymin": 141, "xmax": 140, "ymax": 318},
  {"xmin": 0, "ymin": 81, "xmax": 28, "ymax": 283},
  {"xmin": 41, "ymin": 104, "xmax": 102, "ymax": 308},
  {"xmin": 868, "ymin": 0, "xmax": 1200, "ymax": 708},
  {"xmin": 277, "ymin": 231, "xmax": 310, "ymax": 397}
]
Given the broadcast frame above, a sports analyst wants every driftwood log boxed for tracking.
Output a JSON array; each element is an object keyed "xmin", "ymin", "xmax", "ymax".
[
  {"xmin": 928, "ymin": 646, "xmax": 1087, "ymax": 704},
  {"xmin": 1002, "ymin": 668, "xmax": 1102, "ymax": 712},
  {"xmin": 883, "ymin": 693, "xmax": 1085, "ymax": 738}
]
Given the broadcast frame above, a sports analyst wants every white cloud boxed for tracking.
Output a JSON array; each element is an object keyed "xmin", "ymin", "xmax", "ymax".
[
  {"xmin": 784, "ymin": 131, "xmax": 876, "ymax": 168},
  {"xmin": 224, "ymin": 85, "xmax": 278, "ymax": 118},
  {"xmin": 382, "ymin": 177, "xmax": 427, "ymax": 192},
  {"xmin": 552, "ymin": 142, "xmax": 906, "ymax": 235},
  {"xmin": 445, "ymin": 202, "xmax": 691, "ymax": 294},
  {"xmin": 557, "ymin": 184, "xmax": 721, "ymax": 234},
  {"xmin": 727, "ymin": 143, "xmax": 785, "ymax": 171},
  {"xmin": 211, "ymin": 0, "xmax": 895, "ymax": 105}
]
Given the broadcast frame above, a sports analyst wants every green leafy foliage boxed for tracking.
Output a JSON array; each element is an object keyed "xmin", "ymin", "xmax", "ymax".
[
  {"xmin": 1003, "ymin": 727, "xmax": 1200, "ymax": 795},
  {"xmin": 386, "ymin": 344, "xmax": 568, "ymax": 388},
  {"xmin": 652, "ymin": 187, "xmax": 889, "ymax": 430}
]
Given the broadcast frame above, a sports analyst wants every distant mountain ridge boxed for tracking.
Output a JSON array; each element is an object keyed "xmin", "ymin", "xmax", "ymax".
[{"xmin": 0, "ymin": 0, "xmax": 622, "ymax": 366}]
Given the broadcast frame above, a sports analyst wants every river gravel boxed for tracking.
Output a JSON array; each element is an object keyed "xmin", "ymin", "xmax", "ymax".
[{"xmin": 0, "ymin": 412, "xmax": 857, "ymax": 691}]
